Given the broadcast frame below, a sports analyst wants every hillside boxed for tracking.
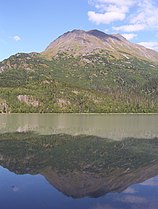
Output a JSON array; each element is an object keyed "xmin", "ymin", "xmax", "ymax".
[{"xmin": 0, "ymin": 29, "xmax": 158, "ymax": 113}]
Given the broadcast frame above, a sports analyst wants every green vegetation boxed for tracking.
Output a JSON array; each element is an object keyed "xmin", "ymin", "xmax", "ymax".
[{"xmin": 0, "ymin": 51, "xmax": 158, "ymax": 113}]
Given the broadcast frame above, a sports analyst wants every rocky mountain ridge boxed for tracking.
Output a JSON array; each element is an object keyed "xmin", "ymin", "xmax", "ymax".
[{"xmin": 42, "ymin": 29, "xmax": 158, "ymax": 62}]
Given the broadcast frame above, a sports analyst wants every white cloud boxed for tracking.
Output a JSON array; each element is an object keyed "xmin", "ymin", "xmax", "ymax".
[
  {"xmin": 89, "ymin": 0, "xmax": 136, "ymax": 10},
  {"xmin": 88, "ymin": 0, "xmax": 158, "ymax": 32},
  {"xmin": 113, "ymin": 24, "xmax": 145, "ymax": 32},
  {"xmin": 13, "ymin": 35, "xmax": 21, "ymax": 41},
  {"xmin": 130, "ymin": 0, "xmax": 158, "ymax": 29},
  {"xmin": 116, "ymin": 0, "xmax": 158, "ymax": 32},
  {"xmin": 122, "ymin": 33, "xmax": 137, "ymax": 40},
  {"xmin": 88, "ymin": 11, "xmax": 125, "ymax": 24},
  {"xmin": 138, "ymin": 41, "xmax": 158, "ymax": 51},
  {"xmin": 88, "ymin": 0, "xmax": 136, "ymax": 24}
]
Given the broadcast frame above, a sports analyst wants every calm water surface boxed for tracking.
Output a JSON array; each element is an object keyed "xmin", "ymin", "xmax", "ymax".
[{"xmin": 0, "ymin": 113, "xmax": 158, "ymax": 209}]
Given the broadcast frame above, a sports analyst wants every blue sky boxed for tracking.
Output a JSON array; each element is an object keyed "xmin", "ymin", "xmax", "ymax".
[{"xmin": 1, "ymin": 0, "xmax": 158, "ymax": 61}]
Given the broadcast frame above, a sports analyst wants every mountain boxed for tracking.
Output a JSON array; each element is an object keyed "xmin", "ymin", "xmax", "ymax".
[
  {"xmin": 42, "ymin": 29, "xmax": 158, "ymax": 62},
  {"xmin": 0, "ymin": 29, "xmax": 158, "ymax": 113}
]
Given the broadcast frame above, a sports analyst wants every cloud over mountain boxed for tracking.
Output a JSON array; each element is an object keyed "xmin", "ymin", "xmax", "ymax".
[{"xmin": 88, "ymin": 0, "xmax": 158, "ymax": 42}]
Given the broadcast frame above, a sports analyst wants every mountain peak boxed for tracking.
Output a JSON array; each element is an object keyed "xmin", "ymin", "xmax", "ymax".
[
  {"xmin": 62, "ymin": 29, "xmax": 85, "ymax": 36},
  {"xmin": 42, "ymin": 29, "xmax": 158, "ymax": 62},
  {"xmin": 87, "ymin": 29, "xmax": 109, "ymax": 39},
  {"xmin": 71, "ymin": 29, "xmax": 85, "ymax": 33}
]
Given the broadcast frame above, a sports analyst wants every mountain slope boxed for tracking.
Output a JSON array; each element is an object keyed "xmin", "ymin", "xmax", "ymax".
[
  {"xmin": 42, "ymin": 29, "xmax": 158, "ymax": 62},
  {"xmin": 0, "ymin": 29, "xmax": 158, "ymax": 113}
]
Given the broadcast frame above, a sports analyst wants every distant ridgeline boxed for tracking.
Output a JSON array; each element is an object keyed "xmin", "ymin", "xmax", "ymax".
[
  {"xmin": 1, "ymin": 29, "xmax": 158, "ymax": 113},
  {"xmin": 0, "ymin": 132, "xmax": 158, "ymax": 198}
]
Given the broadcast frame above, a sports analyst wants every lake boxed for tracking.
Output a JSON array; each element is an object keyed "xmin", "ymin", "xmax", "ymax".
[{"xmin": 0, "ymin": 113, "xmax": 158, "ymax": 209}]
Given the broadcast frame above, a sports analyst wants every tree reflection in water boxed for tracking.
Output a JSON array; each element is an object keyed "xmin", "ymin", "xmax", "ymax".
[{"xmin": 0, "ymin": 132, "xmax": 158, "ymax": 198}]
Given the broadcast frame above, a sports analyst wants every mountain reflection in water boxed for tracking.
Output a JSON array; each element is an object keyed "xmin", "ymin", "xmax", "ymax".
[{"xmin": 0, "ymin": 132, "xmax": 158, "ymax": 198}]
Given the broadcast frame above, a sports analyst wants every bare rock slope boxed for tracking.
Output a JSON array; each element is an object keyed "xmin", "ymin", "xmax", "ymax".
[{"xmin": 42, "ymin": 29, "xmax": 158, "ymax": 62}]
